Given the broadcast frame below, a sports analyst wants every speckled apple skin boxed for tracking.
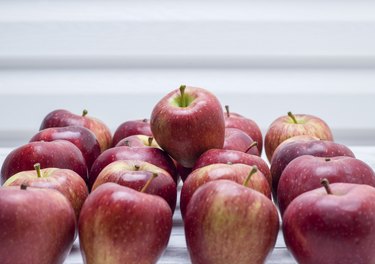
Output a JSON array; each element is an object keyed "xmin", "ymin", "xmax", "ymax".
[
  {"xmin": 185, "ymin": 180, "xmax": 279, "ymax": 264},
  {"xmin": 79, "ymin": 183, "xmax": 172, "ymax": 264},
  {"xmin": 283, "ymin": 183, "xmax": 375, "ymax": 264}
]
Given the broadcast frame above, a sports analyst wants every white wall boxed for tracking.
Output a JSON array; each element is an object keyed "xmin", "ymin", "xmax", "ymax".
[{"xmin": 1, "ymin": 0, "xmax": 375, "ymax": 146}]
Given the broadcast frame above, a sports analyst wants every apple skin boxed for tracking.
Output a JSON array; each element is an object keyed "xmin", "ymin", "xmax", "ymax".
[
  {"xmin": 193, "ymin": 148, "xmax": 272, "ymax": 187},
  {"xmin": 224, "ymin": 106, "xmax": 263, "ymax": 155},
  {"xmin": 3, "ymin": 167, "xmax": 89, "ymax": 220},
  {"xmin": 184, "ymin": 179, "xmax": 279, "ymax": 264},
  {"xmin": 30, "ymin": 126, "xmax": 101, "ymax": 170},
  {"xmin": 1, "ymin": 140, "xmax": 88, "ymax": 184},
  {"xmin": 270, "ymin": 136, "xmax": 355, "ymax": 198},
  {"xmin": 277, "ymin": 155, "xmax": 375, "ymax": 215},
  {"xmin": 112, "ymin": 118, "xmax": 152, "ymax": 147},
  {"xmin": 0, "ymin": 185, "xmax": 76, "ymax": 264},
  {"xmin": 264, "ymin": 112, "xmax": 334, "ymax": 162},
  {"xmin": 180, "ymin": 163, "xmax": 271, "ymax": 219},
  {"xmin": 89, "ymin": 146, "xmax": 178, "ymax": 190},
  {"xmin": 92, "ymin": 160, "xmax": 177, "ymax": 212},
  {"xmin": 283, "ymin": 182, "xmax": 375, "ymax": 264},
  {"xmin": 39, "ymin": 109, "xmax": 112, "ymax": 152},
  {"xmin": 115, "ymin": 135, "xmax": 160, "ymax": 148},
  {"xmin": 223, "ymin": 128, "xmax": 260, "ymax": 156},
  {"xmin": 150, "ymin": 86, "xmax": 225, "ymax": 168},
  {"xmin": 176, "ymin": 162, "xmax": 193, "ymax": 182},
  {"xmin": 79, "ymin": 182, "xmax": 172, "ymax": 264}
]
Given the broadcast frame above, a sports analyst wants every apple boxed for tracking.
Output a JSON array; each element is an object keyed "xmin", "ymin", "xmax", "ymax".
[
  {"xmin": 1, "ymin": 140, "xmax": 88, "ymax": 184},
  {"xmin": 264, "ymin": 111, "xmax": 334, "ymax": 162},
  {"xmin": 39, "ymin": 109, "xmax": 112, "ymax": 152},
  {"xmin": 184, "ymin": 179, "xmax": 279, "ymax": 264},
  {"xmin": 193, "ymin": 148, "xmax": 272, "ymax": 187},
  {"xmin": 223, "ymin": 128, "xmax": 260, "ymax": 156},
  {"xmin": 277, "ymin": 155, "xmax": 375, "ymax": 215},
  {"xmin": 89, "ymin": 146, "xmax": 178, "ymax": 190},
  {"xmin": 29, "ymin": 126, "xmax": 101, "ymax": 170},
  {"xmin": 115, "ymin": 135, "xmax": 159, "ymax": 148},
  {"xmin": 0, "ymin": 184, "xmax": 76, "ymax": 264},
  {"xmin": 3, "ymin": 163, "xmax": 89, "ymax": 220},
  {"xmin": 150, "ymin": 85, "xmax": 225, "ymax": 168},
  {"xmin": 91, "ymin": 160, "xmax": 177, "ymax": 212},
  {"xmin": 224, "ymin": 105, "xmax": 263, "ymax": 155},
  {"xmin": 112, "ymin": 118, "xmax": 152, "ymax": 147},
  {"xmin": 283, "ymin": 179, "xmax": 375, "ymax": 264},
  {"xmin": 79, "ymin": 182, "xmax": 172, "ymax": 264},
  {"xmin": 270, "ymin": 136, "xmax": 355, "ymax": 198},
  {"xmin": 180, "ymin": 164, "xmax": 271, "ymax": 218}
]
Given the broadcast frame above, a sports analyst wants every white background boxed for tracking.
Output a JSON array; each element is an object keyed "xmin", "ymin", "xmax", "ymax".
[{"xmin": 1, "ymin": 0, "xmax": 375, "ymax": 146}]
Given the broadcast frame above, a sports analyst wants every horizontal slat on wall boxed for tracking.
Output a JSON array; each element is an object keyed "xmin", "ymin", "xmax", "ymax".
[{"xmin": 1, "ymin": 1, "xmax": 375, "ymax": 69}]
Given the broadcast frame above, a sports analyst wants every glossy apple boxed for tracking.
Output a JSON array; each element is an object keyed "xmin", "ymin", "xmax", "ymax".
[
  {"xmin": 79, "ymin": 182, "xmax": 172, "ymax": 264},
  {"xmin": 270, "ymin": 136, "xmax": 355, "ymax": 198},
  {"xmin": 3, "ymin": 163, "xmax": 89, "ymax": 220},
  {"xmin": 1, "ymin": 140, "xmax": 88, "ymax": 184},
  {"xmin": 283, "ymin": 180, "xmax": 375, "ymax": 264},
  {"xmin": 277, "ymin": 155, "xmax": 375, "ymax": 215},
  {"xmin": 185, "ymin": 179, "xmax": 279, "ymax": 264},
  {"xmin": 30, "ymin": 126, "xmax": 101, "ymax": 169},
  {"xmin": 39, "ymin": 109, "xmax": 112, "ymax": 152},
  {"xmin": 223, "ymin": 128, "xmax": 260, "ymax": 156},
  {"xmin": 0, "ymin": 185, "xmax": 76, "ymax": 264},
  {"xmin": 112, "ymin": 118, "xmax": 152, "ymax": 147},
  {"xmin": 180, "ymin": 164, "xmax": 271, "ymax": 218},
  {"xmin": 193, "ymin": 148, "xmax": 272, "ymax": 187},
  {"xmin": 92, "ymin": 160, "xmax": 177, "ymax": 212},
  {"xmin": 264, "ymin": 112, "xmax": 334, "ymax": 162},
  {"xmin": 224, "ymin": 105, "xmax": 263, "ymax": 155},
  {"xmin": 150, "ymin": 85, "xmax": 225, "ymax": 168},
  {"xmin": 89, "ymin": 146, "xmax": 178, "ymax": 190}
]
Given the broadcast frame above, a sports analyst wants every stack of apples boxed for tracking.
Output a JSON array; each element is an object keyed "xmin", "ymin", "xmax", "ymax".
[{"xmin": 1, "ymin": 85, "xmax": 375, "ymax": 264}]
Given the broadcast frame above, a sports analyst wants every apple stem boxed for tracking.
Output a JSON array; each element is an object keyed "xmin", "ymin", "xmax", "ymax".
[
  {"xmin": 325, "ymin": 158, "xmax": 331, "ymax": 162},
  {"xmin": 20, "ymin": 184, "xmax": 28, "ymax": 190},
  {"xmin": 82, "ymin": 109, "xmax": 88, "ymax": 117},
  {"xmin": 288, "ymin": 111, "xmax": 298, "ymax": 124},
  {"xmin": 134, "ymin": 165, "xmax": 140, "ymax": 171},
  {"xmin": 142, "ymin": 118, "xmax": 148, "ymax": 122},
  {"xmin": 225, "ymin": 105, "xmax": 230, "ymax": 117},
  {"xmin": 34, "ymin": 163, "xmax": 42, "ymax": 178},
  {"xmin": 148, "ymin": 137, "xmax": 153, "ymax": 146},
  {"xmin": 243, "ymin": 166, "xmax": 258, "ymax": 187},
  {"xmin": 321, "ymin": 178, "xmax": 332, "ymax": 195},
  {"xmin": 179, "ymin": 85, "xmax": 187, "ymax": 107},
  {"xmin": 245, "ymin": 141, "xmax": 258, "ymax": 153},
  {"xmin": 141, "ymin": 173, "xmax": 158, "ymax": 193}
]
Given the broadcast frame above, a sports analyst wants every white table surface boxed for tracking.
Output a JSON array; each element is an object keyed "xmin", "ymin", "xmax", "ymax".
[{"xmin": 1, "ymin": 146, "xmax": 374, "ymax": 264}]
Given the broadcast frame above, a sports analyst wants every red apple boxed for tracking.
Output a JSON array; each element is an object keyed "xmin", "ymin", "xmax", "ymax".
[
  {"xmin": 193, "ymin": 148, "xmax": 272, "ymax": 187},
  {"xmin": 1, "ymin": 140, "xmax": 88, "ymax": 184},
  {"xmin": 270, "ymin": 136, "xmax": 355, "ymax": 198},
  {"xmin": 223, "ymin": 128, "xmax": 260, "ymax": 156},
  {"xmin": 92, "ymin": 160, "xmax": 177, "ymax": 212},
  {"xmin": 29, "ymin": 126, "xmax": 101, "ymax": 169},
  {"xmin": 150, "ymin": 85, "xmax": 225, "ymax": 168},
  {"xmin": 89, "ymin": 146, "xmax": 178, "ymax": 190},
  {"xmin": 264, "ymin": 112, "xmax": 334, "ymax": 162},
  {"xmin": 112, "ymin": 118, "xmax": 152, "ymax": 147},
  {"xmin": 115, "ymin": 135, "xmax": 159, "ymax": 148},
  {"xmin": 277, "ymin": 155, "xmax": 375, "ymax": 215},
  {"xmin": 3, "ymin": 163, "xmax": 89, "ymax": 220},
  {"xmin": 283, "ymin": 180, "xmax": 375, "ymax": 264},
  {"xmin": 180, "ymin": 164, "xmax": 271, "ymax": 218},
  {"xmin": 185, "ymin": 179, "xmax": 279, "ymax": 264},
  {"xmin": 0, "ymin": 184, "xmax": 76, "ymax": 264},
  {"xmin": 40, "ymin": 109, "xmax": 112, "ymax": 152},
  {"xmin": 79, "ymin": 182, "xmax": 172, "ymax": 264},
  {"xmin": 224, "ymin": 105, "xmax": 263, "ymax": 155}
]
